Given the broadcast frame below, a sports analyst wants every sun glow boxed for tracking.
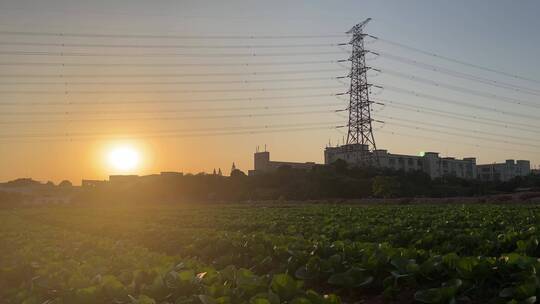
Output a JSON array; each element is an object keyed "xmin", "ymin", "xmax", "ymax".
[{"xmin": 107, "ymin": 145, "xmax": 141, "ymax": 172}]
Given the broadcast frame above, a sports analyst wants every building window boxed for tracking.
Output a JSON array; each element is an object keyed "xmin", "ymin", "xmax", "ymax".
[{"xmin": 408, "ymin": 159, "xmax": 413, "ymax": 166}]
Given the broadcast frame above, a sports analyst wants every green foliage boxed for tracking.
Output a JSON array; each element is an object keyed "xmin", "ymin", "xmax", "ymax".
[
  {"xmin": 5, "ymin": 203, "xmax": 540, "ymax": 303},
  {"xmin": 372, "ymin": 176, "xmax": 401, "ymax": 198},
  {"xmin": 270, "ymin": 273, "xmax": 302, "ymax": 301},
  {"xmin": 327, "ymin": 267, "xmax": 373, "ymax": 289}
]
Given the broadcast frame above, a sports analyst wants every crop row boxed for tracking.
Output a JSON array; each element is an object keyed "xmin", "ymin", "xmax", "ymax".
[
  {"xmin": 0, "ymin": 213, "xmax": 340, "ymax": 304},
  {"xmin": 5, "ymin": 204, "xmax": 540, "ymax": 303}
]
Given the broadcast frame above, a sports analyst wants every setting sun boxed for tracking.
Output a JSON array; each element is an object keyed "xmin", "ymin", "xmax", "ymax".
[{"xmin": 107, "ymin": 145, "xmax": 141, "ymax": 172}]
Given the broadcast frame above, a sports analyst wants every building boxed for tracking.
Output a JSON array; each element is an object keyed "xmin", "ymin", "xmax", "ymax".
[
  {"xmin": 160, "ymin": 171, "xmax": 183, "ymax": 178},
  {"xmin": 81, "ymin": 179, "xmax": 106, "ymax": 188},
  {"xmin": 324, "ymin": 143, "xmax": 477, "ymax": 179},
  {"xmin": 324, "ymin": 143, "xmax": 372, "ymax": 165},
  {"xmin": 109, "ymin": 175, "xmax": 139, "ymax": 185},
  {"xmin": 248, "ymin": 151, "xmax": 318, "ymax": 176},
  {"xmin": 477, "ymin": 160, "xmax": 531, "ymax": 181},
  {"xmin": 82, "ymin": 171, "xmax": 185, "ymax": 188},
  {"xmin": 376, "ymin": 150, "xmax": 477, "ymax": 179}
]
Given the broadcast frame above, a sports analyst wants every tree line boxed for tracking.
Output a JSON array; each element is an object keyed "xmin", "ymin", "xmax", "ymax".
[{"xmin": 74, "ymin": 160, "xmax": 540, "ymax": 203}]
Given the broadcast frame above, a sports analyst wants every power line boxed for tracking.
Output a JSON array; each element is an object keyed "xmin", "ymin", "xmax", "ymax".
[
  {"xmin": 0, "ymin": 93, "xmax": 336, "ymax": 106},
  {"xmin": 377, "ymin": 129, "xmax": 540, "ymax": 156},
  {"xmin": 0, "ymin": 41, "xmax": 349, "ymax": 49},
  {"xmin": 377, "ymin": 120, "xmax": 540, "ymax": 150},
  {"xmin": 0, "ymin": 76, "xmax": 342, "ymax": 86},
  {"xmin": 0, "ymin": 68, "xmax": 346, "ymax": 79},
  {"xmin": 377, "ymin": 114, "xmax": 539, "ymax": 145},
  {"xmin": 378, "ymin": 98, "xmax": 540, "ymax": 134},
  {"xmin": 376, "ymin": 122, "xmax": 540, "ymax": 148},
  {"xmin": 378, "ymin": 84, "xmax": 540, "ymax": 121},
  {"xmin": 0, "ymin": 50, "xmax": 346, "ymax": 57},
  {"xmin": 370, "ymin": 35, "xmax": 540, "ymax": 85},
  {"xmin": 0, "ymin": 102, "xmax": 342, "ymax": 116},
  {"xmin": 0, "ymin": 60, "xmax": 344, "ymax": 67},
  {"xmin": 0, "ymin": 109, "xmax": 341, "ymax": 125},
  {"xmin": 0, "ymin": 124, "xmax": 340, "ymax": 143},
  {"xmin": 371, "ymin": 50, "xmax": 540, "ymax": 96},
  {"xmin": 0, "ymin": 85, "xmax": 344, "ymax": 94},
  {"xmin": 375, "ymin": 67, "xmax": 540, "ymax": 109},
  {"xmin": 0, "ymin": 121, "xmax": 342, "ymax": 139},
  {"xmin": 0, "ymin": 30, "xmax": 347, "ymax": 40}
]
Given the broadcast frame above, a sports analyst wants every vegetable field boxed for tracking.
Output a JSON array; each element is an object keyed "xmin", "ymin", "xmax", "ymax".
[{"xmin": 2, "ymin": 203, "xmax": 540, "ymax": 304}]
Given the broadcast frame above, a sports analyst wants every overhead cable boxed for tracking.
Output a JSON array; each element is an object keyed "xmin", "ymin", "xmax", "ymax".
[
  {"xmin": 369, "ymin": 35, "xmax": 540, "ymax": 84},
  {"xmin": 0, "ymin": 30, "xmax": 347, "ymax": 40}
]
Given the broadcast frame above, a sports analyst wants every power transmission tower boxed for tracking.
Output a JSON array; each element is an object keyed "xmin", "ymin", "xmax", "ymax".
[{"xmin": 345, "ymin": 18, "xmax": 377, "ymax": 163}]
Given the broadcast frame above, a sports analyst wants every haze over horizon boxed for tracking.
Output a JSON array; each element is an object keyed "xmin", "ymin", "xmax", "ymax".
[{"xmin": 1, "ymin": 0, "xmax": 539, "ymax": 184}]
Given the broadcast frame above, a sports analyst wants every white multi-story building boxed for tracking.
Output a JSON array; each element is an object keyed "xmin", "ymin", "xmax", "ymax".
[
  {"xmin": 324, "ymin": 144, "xmax": 477, "ymax": 179},
  {"xmin": 477, "ymin": 160, "xmax": 531, "ymax": 181},
  {"xmin": 246, "ymin": 144, "xmax": 531, "ymax": 181},
  {"xmin": 248, "ymin": 151, "xmax": 318, "ymax": 176}
]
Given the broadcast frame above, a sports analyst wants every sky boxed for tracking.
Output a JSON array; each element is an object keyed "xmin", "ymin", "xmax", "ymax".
[{"xmin": 0, "ymin": 0, "xmax": 539, "ymax": 184}]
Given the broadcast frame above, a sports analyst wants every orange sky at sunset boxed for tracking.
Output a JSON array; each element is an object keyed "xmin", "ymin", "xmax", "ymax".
[{"xmin": 1, "ymin": 0, "xmax": 539, "ymax": 184}]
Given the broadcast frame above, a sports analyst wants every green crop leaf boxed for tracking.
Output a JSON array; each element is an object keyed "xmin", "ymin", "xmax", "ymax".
[
  {"xmin": 220, "ymin": 265, "xmax": 237, "ymax": 283},
  {"xmin": 198, "ymin": 294, "xmax": 217, "ymax": 304},
  {"xmin": 390, "ymin": 257, "xmax": 413, "ymax": 273},
  {"xmin": 515, "ymin": 283, "xmax": 536, "ymax": 299},
  {"xmin": 442, "ymin": 253, "xmax": 460, "ymax": 269},
  {"xmin": 290, "ymin": 297, "xmax": 311, "ymax": 304},
  {"xmin": 141, "ymin": 275, "xmax": 169, "ymax": 300},
  {"xmin": 72, "ymin": 286, "xmax": 101, "ymax": 304},
  {"xmin": 415, "ymin": 288, "xmax": 442, "ymax": 304},
  {"xmin": 179, "ymin": 270, "xmax": 196, "ymax": 282},
  {"xmin": 327, "ymin": 267, "xmax": 373, "ymax": 289},
  {"xmin": 499, "ymin": 287, "xmax": 514, "ymax": 298},
  {"xmin": 133, "ymin": 295, "xmax": 157, "ymax": 304},
  {"xmin": 250, "ymin": 299, "xmax": 271, "ymax": 304},
  {"xmin": 214, "ymin": 296, "xmax": 232, "ymax": 304},
  {"xmin": 101, "ymin": 275, "xmax": 127, "ymax": 300},
  {"xmin": 503, "ymin": 254, "xmax": 535, "ymax": 270},
  {"xmin": 67, "ymin": 272, "xmax": 92, "ymax": 289},
  {"xmin": 295, "ymin": 265, "xmax": 318, "ymax": 280},
  {"xmin": 164, "ymin": 271, "xmax": 179, "ymax": 289},
  {"xmin": 21, "ymin": 297, "xmax": 40, "ymax": 304},
  {"xmin": 442, "ymin": 279, "xmax": 462, "ymax": 289},
  {"xmin": 304, "ymin": 290, "xmax": 340, "ymax": 304},
  {"xmin": 271, "ymin": 273, "xmax": 301, "ymax": 301},
  {"xmin": 322, "ymin": 294, "xmax": 341, "ymax": 304},
  {"xmin": 249, "ymin": 291, "xmax": 279, "ymax": 304},
  {"xmin": 456, "ymin": 257, "xmax": 477, "ymax": 277}
]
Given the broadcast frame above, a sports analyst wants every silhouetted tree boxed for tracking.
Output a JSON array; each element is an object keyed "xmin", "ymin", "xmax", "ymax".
[
  {"xmin": 59, "ymin": 180, "xmax": 73, "ymax": 187},
  {"xmin": 372, "ymin": 176, "xmax": 401, "ymax": 198}
]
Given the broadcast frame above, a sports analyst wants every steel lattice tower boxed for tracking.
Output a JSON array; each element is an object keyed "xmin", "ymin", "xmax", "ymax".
[{"xmin": 345, "ymin": 18, "xmax": 377, "ymax": 162}]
